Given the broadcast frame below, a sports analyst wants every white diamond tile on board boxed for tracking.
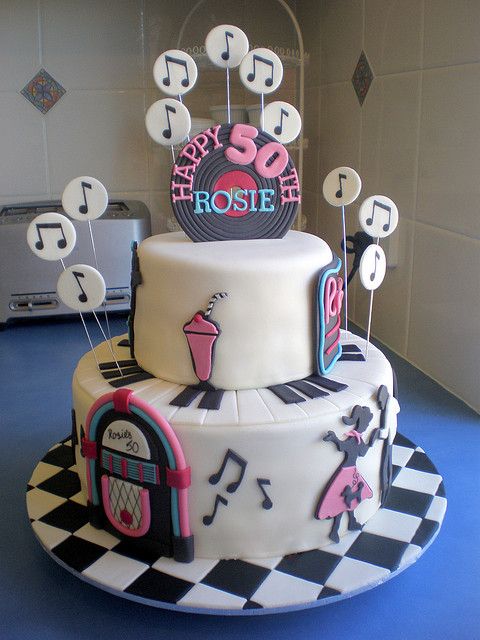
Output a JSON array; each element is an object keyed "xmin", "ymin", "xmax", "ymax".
[
  {"xmin": 46, "ymin": 91, "xmax": 148, "ymax": 194},
  {"xmin": 417, "ymin": 65, "xmax": 480, "ymax": 239},
  {"xmin": 41, "ymin": 0, "xmax": 144, "ymax": 90},
  {"xmin": 365, "ymin": 0, "xmax": 423, "ymax": 75},
  {"xmin": 424, "ymin": 0, "xmax": 480, "ymax": 68},
  {"xmin": 407, "ymin": 224, "xmax": 480, "ymax": 412},
  {"xmin": 0, "ymin": 0, "xmax": 39, "ymax": 91},
  {"xmin": 0, "ymin": 94, "xmax": 48, "ymax": 197},
  {"xmin": 319, "ymin": 0, "xmax": 363, "ymax": 85}
]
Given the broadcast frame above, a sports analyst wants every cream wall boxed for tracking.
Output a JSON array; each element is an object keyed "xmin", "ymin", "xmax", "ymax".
[{"xmin": 296, "ymin": 0, "xmax": 480, "ymax": 413}]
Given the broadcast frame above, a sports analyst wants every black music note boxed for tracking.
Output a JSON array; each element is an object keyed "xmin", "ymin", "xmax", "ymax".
[
  {"xmin": 163, "ymin": 55, "xmax": 189, "ymax": 88},
  {"xmin": 209, "ymin": 448, "xmax": 247, "ymax": 494},
  {"xmin": 366, "ymin": 200, "xmax": 392, "ymax": 232},
  {"xmin": 35, "ymin": 223, "xmax": 67, "ymax": 250},
  {"xmin": 72, "ymin": 270, "xmax": 88, "ymax": 303},
  {"xmin": 335, "ymin": 173, "xmax": 347, "ymax": 199},
  {"xmin": 247, "ymin": 54, "xmax": 274, "ymax": 87},
  {"xmin": 203, "ymin": 494, "xmax": 228, "ymax": 526},
  {"xmin": 221, "ymin": 31, "xmax": 234, "ymax": 61},
  {"xmin": 257, "ymin": 478, "xmax": 273, "ymax": 510},
  {"xmin": 370, "ymin": 250, "xmax": 381, "ymax": 282},
  {"xmin": 274, "ymin": 108, "xmax": 289, "ymax": 135},
  {"xmin": 78, "ymin": 181, "xmax": 92, "ymax": 214},
  {"xmin": 162, "ymin": 104, "xmax": 176, "ymax": 139}
]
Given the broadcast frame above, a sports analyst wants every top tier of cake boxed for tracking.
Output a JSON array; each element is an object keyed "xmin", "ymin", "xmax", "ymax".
[{"xmin": 132, "ymin": 230, "xmax": 334, "ymax": 390}]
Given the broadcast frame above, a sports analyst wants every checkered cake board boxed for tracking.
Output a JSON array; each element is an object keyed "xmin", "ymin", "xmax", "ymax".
[{"xmin": 26, "ymin": 433, "xmax": 446, "ymax": 615}]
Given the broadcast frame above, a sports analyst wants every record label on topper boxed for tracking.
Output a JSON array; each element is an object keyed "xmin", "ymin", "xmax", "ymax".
[{"xmin": 170, "ymin": 123, "xmax": 301, "ymax": 241}]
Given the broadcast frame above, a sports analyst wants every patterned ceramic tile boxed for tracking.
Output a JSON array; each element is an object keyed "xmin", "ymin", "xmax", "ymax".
[
  {"xmin": 21, "ymin": 68, "xmax": 66, "ymax": 114},
  {"xmin": 352, "ymin": 51, "xmax": 374, "ymax": 106}
]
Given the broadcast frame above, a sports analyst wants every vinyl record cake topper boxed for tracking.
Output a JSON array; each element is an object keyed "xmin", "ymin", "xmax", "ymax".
[{"xmin": 170, "ymin": 123, "xmax": 301, "ymax": 242}]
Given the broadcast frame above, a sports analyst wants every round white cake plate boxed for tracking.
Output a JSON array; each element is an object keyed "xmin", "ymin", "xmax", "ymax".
[{"xmin": 27, "ymin": 432, "xmax": 446, "ymax": 616}]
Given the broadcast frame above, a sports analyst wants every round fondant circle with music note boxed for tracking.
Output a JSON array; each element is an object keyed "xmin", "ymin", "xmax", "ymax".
[
  {"xmin": 57, "ymin": 264, "xmax": 106, "ymax": 312},
  {"xmin": 205, "ymin": 24, "xmax": 249, "ymax": 69},
  {"xmin": 322, "ymin": 167, "xmax": 362, "ymax": 207},
  {"xmin": 359, "ymin": 244, "xmax": 387, "ymax": 291},
  {"xmin": 359, "ymin": 195, "xmax": 398, "ymax": 239},
  {"xmin": 239, "ymin": 48, "xmax": 283, "ymax": 95},
  {"xmin": 27, "ymin": 212, "xmax": 76, "ymax": 261},
  {"xmin": 263, "ymin": 101, "xmax": 301, "ymax": 144},
  {"xmin": 62, "ymin": 176, "xmax": 108, "ymax": 221},
  {"xmin": 153, "ymin": 49, "xmax": 198, "ymax": 97},
  {"xmin": 145, "ymin": 98, "xmax": 191, "ymax": 146}
]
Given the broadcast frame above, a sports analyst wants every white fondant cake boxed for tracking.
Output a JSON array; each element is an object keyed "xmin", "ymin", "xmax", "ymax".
[
  {"xmin": 72, "ymin": 330, "xmax": 398, "ymax": 560},
  {"xmin": 133, "ymin": 231, "xmax": 333, "ymax": 390}
]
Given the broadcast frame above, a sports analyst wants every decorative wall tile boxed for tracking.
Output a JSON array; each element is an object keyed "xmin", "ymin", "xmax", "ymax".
[
  {"xmin": 320, "ymin": 0, "xmax": 363, "ymax": 85},
  {"xmin": 21, "ymin": 68, "xmax": 66, "ymax": 114},
  {"xmin": 352, "ymin": 51, "xmax": 374, "ymax": 106}
]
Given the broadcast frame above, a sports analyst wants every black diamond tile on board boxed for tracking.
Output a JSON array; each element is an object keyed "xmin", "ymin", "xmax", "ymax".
[
  {"xmin": 125, "ymin": 567, "xmax": 194, "ymax": 603},
  {"xmin": 276, "ymin": 549, "xmax": 342, "ymax": 585},
  {"xmin": 346, "ymin": 532, "xmax": 409, "ymax": 571},
  {"xmin": 383, "ymin": 486, "xmax": 433, "ymax": 519},
  {"xmin": 243, "ymin": 600, "xmax": 263, "ymax": 609},
  {"xmin": 202, "ymin": 560, "xmax": 270, "ymax": 600},
  {"xmin": 411, "ymin": 519, "xmax": 439, "ymax": 548},
  {"xmin": 436, "ymin": 482, "xmax": 446, "ymax": 498},
  {"xmin": 39, "ymin": 500, "xmax": 89, "ymax": 532},
  {"xmin": 42, "ymin": 444, "xmax": 74, "ymax": 469},
  {"xmin": 317, "ymin": 586, "xmax": 341, "ymax": 600},
  {"xmin": 53, "ymin": 536, "xmax": 106, "ymax": 572},
  {"xmin": 392, "ymin": 433, "xmax": 415, "ymax": 449},
  {"xmin": 37, "ymin": 468, "xmax": 81, "ymax": 499},
  {"xmin": 113, "ymin": 540, "xmax": 160, "ymax": 566},
  {"xmin": 406, "ymin": 451, "xmax": 439, "ymax": 474}
]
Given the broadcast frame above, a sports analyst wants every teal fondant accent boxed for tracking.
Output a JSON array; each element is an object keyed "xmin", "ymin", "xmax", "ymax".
[{"xmin": 317, "ymin": 256, "xmax": 343, "ymax": 375}]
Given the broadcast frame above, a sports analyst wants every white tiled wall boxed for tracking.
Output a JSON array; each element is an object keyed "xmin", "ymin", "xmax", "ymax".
[{"xmin": 298, "ymin": 0, "xmax": 480, "ymax": 413}]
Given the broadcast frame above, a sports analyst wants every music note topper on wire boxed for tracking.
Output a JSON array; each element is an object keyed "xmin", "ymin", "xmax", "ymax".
[
  {"xmin": 62, "ymin": 176, "xmax": 108, "ymax": 221},
  {"xmin": 153, "ymin": 49, "xmax": 198, "ymax": 97},
  {"xmin": 27, "ymin": 212, "xmax": 76, "ymax": 261},
  {"xmin": 239, "ymin": 48, "xmax": 283, "ymax": 95},
  {"xmin": 359, "ymin": 244, "xmax": 387, "ymax": 291},
  {"xmin": 359, "ymin": 195, "xmax": 398, "ymax": 239},
  {"xmin": 205, "ymin": 24, "xmax": 249, "ymax": 69},
  {"xmin": 322, "ymin": 167, "xmax": 362, "ymax": 207},
  {"xmin": 57, "ymin": 264, "xmax": 106, "ymax": 312},
  {"xmin": 263, "ymin": 101, "xmax": 301, "ymax": 144},
  {"xmin": 145, "ymin": 98, "xmax": 191, "ymax": 147}
]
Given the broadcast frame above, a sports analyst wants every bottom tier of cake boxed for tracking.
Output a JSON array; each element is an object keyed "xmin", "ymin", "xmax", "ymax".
[{"xmin": 72, "ymin": 331, "xmax": 399, "ymax": 561}]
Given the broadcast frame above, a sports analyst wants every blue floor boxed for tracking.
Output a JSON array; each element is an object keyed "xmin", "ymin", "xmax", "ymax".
[{"xmin": 1, "ymin": 316, "xmax": 479, "ymax": 639}]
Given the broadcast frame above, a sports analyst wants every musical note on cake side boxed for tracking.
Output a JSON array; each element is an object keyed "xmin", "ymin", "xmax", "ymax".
[
  {"xmin": 153, "ymin": 49, "xmax": 198, "ymax": 97},
  {"xmin": 239, "ymin": 48, "xmax": 283, "ymax": 94},
  {"xmin": 62, "ymin": 176, "xmax": 108, "ymax": 221},
  {"xmin": 27, "ymin": 212, "xmax": 76, "ymax": 261},
  {"xmin": 209, "ymin": 448, "xmax": 247, "ymax": 494},
  {"xmin": 205, "ymin": 25, "xmax": 249, "ymax": 68},
  {"xmin": 256, "ymin": 478, "xmax": 273, "ymax": 510},
  {"xmin": 359, "ymin": 195, "xmax": 398, "ymax": 238},
  {"xmin": 57, "ymin": 264, "xmax": 106, "ymax": 312}
]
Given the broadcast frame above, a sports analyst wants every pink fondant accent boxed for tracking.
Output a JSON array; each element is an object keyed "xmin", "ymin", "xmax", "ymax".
[
  {"xmin": 85, "ymin": 393, "xmax": 115, "ymax": 440},
  {"xmin": 225, "ymin": 124, "xmax": 258, "ymax": 165},
  {"xmin": 325, "ymin": 318, "xmax": 341, "ymax": 355},
  {"xmin": 108, "ymin": 454, "xmax": 113, "ymax": 474},
  {"xmin": 184, "ymin": 313, "xmax": 220, "ymax": 382},
  {"xmin": 192, "ymin": 133, "xmax": 212, "ymax": 158},
  {"xmin": 179, "ymin": 143, "xmax": 202, "ymax": 166},
  {"xmin": 173, "ymin": 163, "xmax": 194, "ymax": 184},
  {"xmin": 316, "ymin": 466, "xmax": 373, "ymax": 519},
  {"xmin": 324, "ymin": 276, "xmax": 344, "ymax": 325},
  {"xmin": 113, "ymin": 388, "xmax": 133, "ymax": 414},
  {"xmin": 138, "ymin": 463, "xmax": 144, "ymax": 484},
  {"xmin": 155, "ymin": 465, "xmax": 160, "ymax": 485},
  {"xmin": 194, "ymin": 313, "xmax": 203, "ymax": 322},
  {"xmin": 101, "ymin": 474, "xmax": 151, "ymax": 537},
  {"xmin": 120, "ymin": 509, "xmax": 133, "ymax": 526},
  {"xmin": 127, "ymin": 395, "xmax": 191, "ymax": 538},
  {"xmin": 121, "ymin": 457, "xmax": 128, "ymax": 479},
  {"xmin": 254, "ymin": 142, "xmax": 288, "ymax": 179},
  {"xmin": 171, "ymin": 180, "xmax": 193, "ymax": 202},
  {"xmin": 81, "ymin": 438, "xmax": 97, "ymax": 460},
  {"xmin": 346, "ymin": 430, "xmax": 363, "ymax": 444},
  {"xmin": 204, "ymin": 124, "xmax": 222, "ymax": 149},
  {"xmin": 279, "ymin": 168, "xmax": 301, "ymax": 203},
  {"xmin": 166, "ymin": 466, "xmax": 191, "ymax": 490},
  {"xmin": 213, "ymin": 170, "xmax": 258, "ymax": 217},
  {"xmin": 325, "ymin": 315, "xmax": 341, "ymax": 341}
]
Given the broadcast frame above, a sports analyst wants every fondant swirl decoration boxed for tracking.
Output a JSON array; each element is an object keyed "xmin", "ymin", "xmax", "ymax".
[{"xmin": 171, "ymin": 123, "xmax": 301, "ymax": 241}]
